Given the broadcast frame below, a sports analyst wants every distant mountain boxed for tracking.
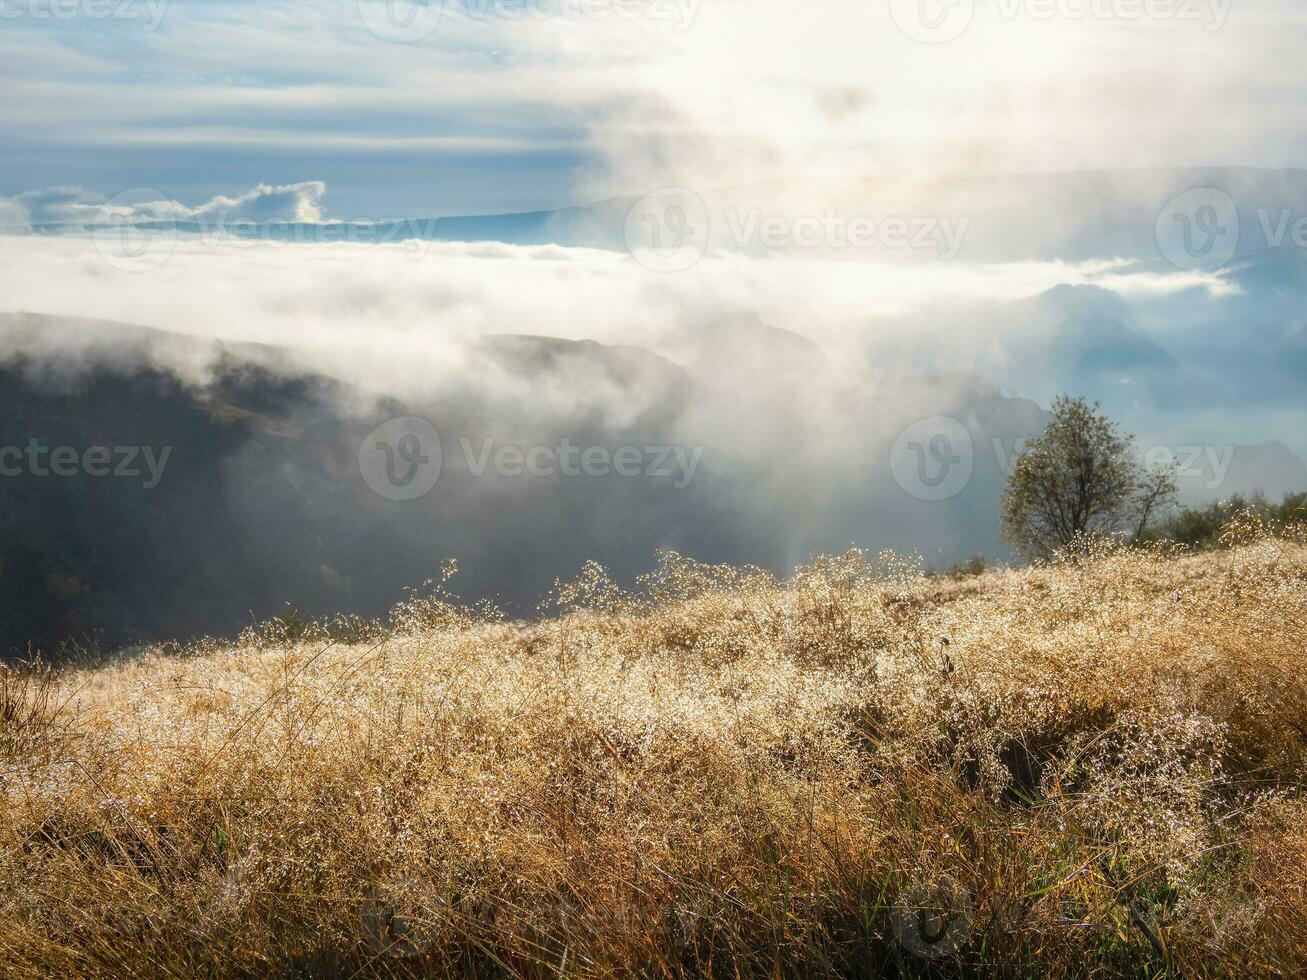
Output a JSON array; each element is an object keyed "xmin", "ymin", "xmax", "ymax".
[
  {"xmin": 6, "ymin": 302, "xmax": 1297, "ymax": 655},
  {"xmin": 991, "ymin": 285, "xmax": 1226, "ymax": 414},
  {"xmin": 1205, "ymin": 441, "xmax": 1307, "ymax": 505},
  {"xmin": 45, "ymin": 167, "xmax": 1307, "ymax": 263},
  {"xmin": 0, "ymin": 312, "xmax": 1066, "ymax": 655},
  {"xmin": 0, "ymin": 317, "xmax": 365, "ymax": 651}
]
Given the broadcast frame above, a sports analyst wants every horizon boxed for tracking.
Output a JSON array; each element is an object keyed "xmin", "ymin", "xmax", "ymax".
[
  {"xmin": 4, "ymin": 5, "xmax": 1307, "ymax": 975},
  {"xmin": 2, "ymin": 0, "xmax": 1306, "ymax": 647}
]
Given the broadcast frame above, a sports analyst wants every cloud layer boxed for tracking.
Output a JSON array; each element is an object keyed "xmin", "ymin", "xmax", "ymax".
[
  {"xmin": 0, "ymin": 181, "xmax": 328, "ymax": 231},
  {"xmin": 4, "ymin": 1, "xmax": 1307, "ymax": 215}
]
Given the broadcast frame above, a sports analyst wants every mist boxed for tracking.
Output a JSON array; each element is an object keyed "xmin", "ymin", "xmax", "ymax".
[{"xmin": 4, "ymin": 0, "xmax": 1307, "ymax": 651}]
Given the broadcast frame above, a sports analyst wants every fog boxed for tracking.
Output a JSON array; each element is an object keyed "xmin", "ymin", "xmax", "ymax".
[{"xmin": 4, "ymin": 0, "xmax": 1307, "ymax": 649}]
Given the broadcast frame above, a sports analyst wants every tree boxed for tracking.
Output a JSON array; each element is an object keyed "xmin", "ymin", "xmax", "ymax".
[
  {"xmin": 1129, "ymin": 463, "xmax": 1179, "ymax": 544},
  {"xmin": 1001, "ymin": 396, "xmax": 1177, "ymax": 559}
]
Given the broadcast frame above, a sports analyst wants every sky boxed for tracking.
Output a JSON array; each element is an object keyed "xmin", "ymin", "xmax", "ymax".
[
  {"xmin": 3, "ymin": 0, "xmax": 1307, "ymax": 628},
  {"xmin": 3, "ymin": 0, "xmax": 1306, "ymax": 220}
]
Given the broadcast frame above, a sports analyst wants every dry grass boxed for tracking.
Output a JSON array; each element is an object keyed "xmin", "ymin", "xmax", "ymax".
[{"xmin": 2, "ymin": 526, "xmax": 1306, "ymax": 978}]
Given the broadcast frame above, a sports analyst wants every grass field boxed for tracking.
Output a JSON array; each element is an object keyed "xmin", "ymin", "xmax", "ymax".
[{"xmin": 3, "ymin": 524, "xmax": 1306, "ymax": 977}]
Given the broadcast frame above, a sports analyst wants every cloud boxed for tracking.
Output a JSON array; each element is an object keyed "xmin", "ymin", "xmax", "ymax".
[
  {"xmin": 183, "ymin": 181, "xmax": 327, "ymax": 224},
  {"xmin": 7, "ymin": 0, "xmax": 1307, "ymax": 216},
  {"xmin": 0, "ymin": 181, "xmax": 329, "ymax": 231},
  {"xmin": 0, "ymin": 185, "xmax": 102, "ymax": 230},
  {"xmin": 0, "ymin": 227, "xmax": 1300, "ymax": 632},
  {"xmin": 0, "ymin": 229, "xmax": 1231, "ymax": 405}
]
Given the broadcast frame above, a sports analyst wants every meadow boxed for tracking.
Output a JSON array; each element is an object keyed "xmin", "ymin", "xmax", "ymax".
[{"xmin": 2, "ymin": 519, "xmax": 1305, "ymax": 977}]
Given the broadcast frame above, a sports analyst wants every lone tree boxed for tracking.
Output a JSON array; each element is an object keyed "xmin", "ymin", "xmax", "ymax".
[{"xmin": 1001, "ymin": 396, "xmax": 1177, "ymax": 559}]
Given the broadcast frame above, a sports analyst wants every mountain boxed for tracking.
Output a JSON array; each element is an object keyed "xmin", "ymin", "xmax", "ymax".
[
  {"xmin": 0, "ymin": 312, "xmax": 1066, "ymax": 655},
  {"xmin": 989, "ymin": 285, "xmax": 1226, "ymax": 414},
  {"xmin": 60, "ymin": 167, "xmax": 1306, "ymax": 265},
  {"xmin": 1204, "ymin": 441, "xmax": 1307, "ymax": 505},
  {"xmin": 0, "ymin": 319, "xmax": 364, "ymax": 651},
  {"xmin": 6, "ymin": 298, "xmax": 1296, "ymax": 656}
]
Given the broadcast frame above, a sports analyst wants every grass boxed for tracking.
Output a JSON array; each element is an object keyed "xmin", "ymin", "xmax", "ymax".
[{"xmin": 2, "ymin": 521, "xmax": 1306, "ymax": 977}]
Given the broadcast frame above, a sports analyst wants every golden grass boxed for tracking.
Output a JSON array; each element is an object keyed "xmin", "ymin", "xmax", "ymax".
[{"xmin": 2, "ymin": 529, "xmax": 1306, "ymax": 977}]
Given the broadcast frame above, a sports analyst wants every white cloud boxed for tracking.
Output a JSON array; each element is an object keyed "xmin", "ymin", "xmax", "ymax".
[
  {"xmin": 5, "ymin": 0, "xmax": 1307, "ymax": 214},
  {"xmin": 183, "ymin": 181, "xmax": 327, "ymax": 223},
  {"xmin": 0, "ymin": 181, "xmax": 329, "ymax": 231},
  {"xmin": 0, "ymin": 230, "xmax": 1222, "ymax": 389},
  {"xmin": 0, "ymin": 185, "xmax": 101, "ymax": 229}
]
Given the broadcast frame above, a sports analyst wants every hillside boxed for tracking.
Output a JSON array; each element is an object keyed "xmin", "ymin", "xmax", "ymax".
[
  {"xmin": 0, "ymin": 313, "xmax": 1059, "ymax": 655},
  {"xmin": 2, "ymin": 531, "xmax": 1305, "ymax": 976}
]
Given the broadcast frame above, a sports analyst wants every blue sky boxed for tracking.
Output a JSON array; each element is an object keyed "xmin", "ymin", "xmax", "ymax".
[
  {"xmin": 1, "ymin": 1, "xmax": 600, "ymax": 217},
  {"xmin": 3, "ymin": 0, "xmax": 1306, "ymax": 221}
]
